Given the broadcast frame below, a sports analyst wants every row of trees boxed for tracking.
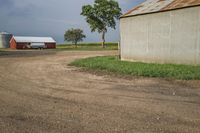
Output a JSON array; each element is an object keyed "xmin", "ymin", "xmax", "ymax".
[{"xmin": 64, "ymin": 0, "xmax": 122, "ymax": 48}]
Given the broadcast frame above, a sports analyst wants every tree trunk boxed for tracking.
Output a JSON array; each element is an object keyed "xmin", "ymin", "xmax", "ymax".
[
  {"xmin": 75, "ymin": 41, "xmax": 78, "ymax": 48},
  {"xmin": 101, "ymin": 31, "xmax": 106, "ymax": 48}
]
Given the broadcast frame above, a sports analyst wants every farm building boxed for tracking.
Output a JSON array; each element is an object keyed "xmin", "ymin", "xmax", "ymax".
[
  {"xmin": 0, "ymin": 32, "xmax": 13, "ymax": 48},
  {"xmin": 10, "ymin": 36, "xmax": 56, "ymax": 49},
  {"xmin": 120, "ymin": 0, "xmax": 200, "ymax": 65}
]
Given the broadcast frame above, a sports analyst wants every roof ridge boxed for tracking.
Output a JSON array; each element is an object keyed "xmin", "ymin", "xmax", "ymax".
[
  {"xmin": 121, "ymin": 4, "xmax": 144, "ymax": 17},
  {"xmin": 162, "ymin": 0, "xmax": 200, "ymax": 10},
  {"xmin": 161, "ymin": 0, "xmax": 176, "ymax": 10},
  {"xmin": 121, "ymin": 0, "xmax": 200, "ymax": 18},
  {"xmin": 14, "ymin": 36, "xmax": 52, "ymax": 38},
  {"xmin": 121, "ymin": 0, "xmax": 148, "ymax": 17},
  {"xmin": 13, "ymin": 36, "xmax": 56, "ymax": 43}
]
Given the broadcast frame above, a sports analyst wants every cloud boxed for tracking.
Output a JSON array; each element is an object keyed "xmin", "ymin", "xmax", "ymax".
[
  {"xmin": 0, "ymin": 0, "xmax": 145, "ymax": 43},
  {"xmin": 0, "ymin": 0, "xmax": 13, "ymax": 7}
]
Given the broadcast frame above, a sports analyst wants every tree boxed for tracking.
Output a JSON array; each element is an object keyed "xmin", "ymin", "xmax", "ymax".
[
  {"xmin": 64, "ymin": 28, "xmax": 86, "ymax": 47},
  {"xmin": 81, "ymin": 0, "xmax": 122, "ymax": 48}
]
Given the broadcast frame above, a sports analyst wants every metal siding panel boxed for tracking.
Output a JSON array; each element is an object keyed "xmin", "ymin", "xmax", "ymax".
[{"xmin": 120, "ymin": 6, "xmax": 200, "ymax": 65}]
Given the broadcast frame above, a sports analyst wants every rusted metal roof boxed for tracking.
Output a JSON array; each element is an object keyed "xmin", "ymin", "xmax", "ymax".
[{"xmin": 121, "ymin": 0, "xmax": 200, "ymax": 18}]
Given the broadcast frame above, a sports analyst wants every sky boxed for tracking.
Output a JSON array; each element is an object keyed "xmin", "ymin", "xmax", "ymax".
[{"xmin": 0, "ymin": 0, "xmax": 145, "ymax": 43}]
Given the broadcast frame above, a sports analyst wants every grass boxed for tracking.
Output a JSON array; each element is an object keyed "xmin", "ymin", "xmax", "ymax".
[
  {"xmin": 56, "ymin": 42, "xmax": 118, "ymax": 51},
  {"xmin": 69, "ymin": 56, "xmax": 200, "ymax": 80},
  {"xmin": 0, "ymin": 48, "xmax": 7, "ymax": 52}
]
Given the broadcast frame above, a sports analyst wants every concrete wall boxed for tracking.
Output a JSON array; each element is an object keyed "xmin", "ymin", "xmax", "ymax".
[{"xmin": 120, "ymin": 6, "xmax": 200, "ymax": 65}]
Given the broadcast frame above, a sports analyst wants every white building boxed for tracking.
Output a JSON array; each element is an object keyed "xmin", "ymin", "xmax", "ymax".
[{"xmin": 120, "ymin": 0, "xmax": 200, "ymax": 65}]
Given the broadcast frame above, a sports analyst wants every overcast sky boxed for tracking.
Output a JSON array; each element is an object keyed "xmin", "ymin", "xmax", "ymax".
[{"xmin": 0, "ymin": 0, "xmax": 144, "ymax": 43}]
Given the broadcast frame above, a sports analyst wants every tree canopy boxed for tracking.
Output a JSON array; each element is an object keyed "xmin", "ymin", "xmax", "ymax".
[
  {"xmin": 64, "ymin": 28, "xmax": 86, "ymax": 47},
  {"xmin": 81, "ymin": 0, "xmax": 121, "ymax": 48}
]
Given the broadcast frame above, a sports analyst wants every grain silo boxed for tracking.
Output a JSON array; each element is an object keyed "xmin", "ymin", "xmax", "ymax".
[{"xmin": 0, "ymin": 32, "xmax": 13, "ymax": 48}]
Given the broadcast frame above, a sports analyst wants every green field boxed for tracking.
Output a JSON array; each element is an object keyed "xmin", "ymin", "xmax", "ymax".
[
  {"xmin": 0, "ymin": 48, "xmax": 6, "ymax": 51},
  {"xmin": 57, "ymin": 42, "xmax": 118, "ymax": 51},
  {"xmin": 70, "ymin": 56, "xmax": 200, "ymax": 80}
]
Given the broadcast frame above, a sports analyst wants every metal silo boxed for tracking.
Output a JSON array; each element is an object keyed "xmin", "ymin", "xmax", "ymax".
[{"xmin": 0, "ymin": 32, "xmax": 13, "ymax": 48}]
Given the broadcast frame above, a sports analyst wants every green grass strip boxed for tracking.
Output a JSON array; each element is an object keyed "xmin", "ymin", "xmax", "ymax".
[{"xmin": 69, "ymin": 56, "xmax": 200, "ymax": 80}]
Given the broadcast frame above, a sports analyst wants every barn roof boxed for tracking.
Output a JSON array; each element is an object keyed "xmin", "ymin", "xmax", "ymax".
[
  {"xmin": 121, "ymin": 0, "xmax": 200, "ymax": 18},
  {"xmin": 13, "ymin": 36, "xmax": 56, "ymax": 43}
]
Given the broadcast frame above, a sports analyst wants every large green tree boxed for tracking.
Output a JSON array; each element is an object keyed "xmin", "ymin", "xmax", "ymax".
[
  {"xmin": 64, "ymin": 28, "xmax": 86, "ymax": 47},
  {"xmin": 81, "ymin": 0, "xmax": 122, "ymax": 48}
]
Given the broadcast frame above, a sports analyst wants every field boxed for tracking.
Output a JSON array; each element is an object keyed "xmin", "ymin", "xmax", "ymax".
[
  {"xmin": 0, "ymin": 50, "xmax": 200, "ymax": 133},
  {"xmin": 56, "ymin": 42, "xmax": 118, "ymax": 51},
  {"xmin": 0, "ymin": 48, "xmax": 5, "ymax": 51},
  {"xmin": 70, "ymin": 56, "xmax": 200, "ymax": 80}
]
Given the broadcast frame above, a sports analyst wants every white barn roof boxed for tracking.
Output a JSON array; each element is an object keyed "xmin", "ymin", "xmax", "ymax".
[{"xmin": 13, "ymin": 36, "xmax": 56, "ymax": 43}]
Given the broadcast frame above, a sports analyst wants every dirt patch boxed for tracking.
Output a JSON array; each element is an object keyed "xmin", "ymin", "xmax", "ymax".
[{"xmin": 0, "ymin": 50, "xmax": 199, "ymax": 133}]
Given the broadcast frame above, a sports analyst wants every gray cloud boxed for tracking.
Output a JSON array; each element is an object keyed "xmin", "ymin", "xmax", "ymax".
[{"xmin": 0, "ymin": 0, "xmax": 144, "ymax": 43}]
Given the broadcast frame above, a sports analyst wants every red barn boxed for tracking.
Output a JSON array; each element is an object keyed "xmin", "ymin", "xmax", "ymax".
[{"xmin": 10, "ymin": 36, "xmax": 56, "ymax": 49}]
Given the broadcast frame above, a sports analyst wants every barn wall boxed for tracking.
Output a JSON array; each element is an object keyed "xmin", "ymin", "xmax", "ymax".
[
  {"xmin": 16, "ymin": 43, "xmax": 30, "ymax": 49},
  {"xmin": 45, "ymin": 43, "xmax": 56, "ymax": 49},
  {"xmin": 10, "ymin": 39, "xmax": 56, "ymax": 49},
  {"xmin": 10, "ymin": 38, "xmax": 17, "ymax": 49},
  {"xmin": 120, "ymin": 6, "xmax": 200, "ymax": 65}
]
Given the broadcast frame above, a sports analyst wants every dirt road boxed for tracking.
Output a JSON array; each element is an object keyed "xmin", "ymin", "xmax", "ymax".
[{"xmin": 0, "ymin": 50, "xmax": 200, "ymax": 133}]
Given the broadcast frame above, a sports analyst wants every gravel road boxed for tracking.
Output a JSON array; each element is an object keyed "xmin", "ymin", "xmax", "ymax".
[{"xmin": 0, "ymin": 50, "xmax": 200, "ymax": 133}]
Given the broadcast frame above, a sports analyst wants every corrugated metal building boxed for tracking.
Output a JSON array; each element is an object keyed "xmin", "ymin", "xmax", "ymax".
[
  {"xmin": 120, "ymin": 0, "xmax": 200, "ymax": 65},
  {"xmin": 10, "ymin": 36, "xmax": 56, "ymax": 49}
]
